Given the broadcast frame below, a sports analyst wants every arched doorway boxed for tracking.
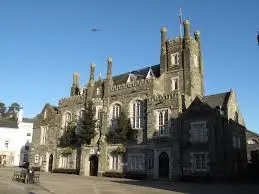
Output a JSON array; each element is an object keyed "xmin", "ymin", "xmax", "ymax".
[
  {"xmin": 89, "ymin": 155, "xmax": 98, "ymax": 176},
  {"xmin": 159, "ymin": 152, "xmax": 169, "ymax": 179},
  {"xmin": 48, "ymin": 154, "xmax": 53, "ymax": 172}
]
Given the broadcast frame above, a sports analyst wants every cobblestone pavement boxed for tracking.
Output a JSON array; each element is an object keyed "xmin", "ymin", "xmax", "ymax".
[{"xmin": 0, "ymin": 168, "xmax": 258, "ymax": 194}]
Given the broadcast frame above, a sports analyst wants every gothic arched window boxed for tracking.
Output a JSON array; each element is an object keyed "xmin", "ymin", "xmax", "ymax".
[
  {"xmin": 158, "ymin": 110, "xmax": 169, "ymax": 136},
  {"xmin": 111, "ymin": 104, "xmax": 121, "ymax": 129},
  {"xmin": 77, "ymin": 110, "xmax": 85, "ymax": 120},
  {"xmin": 132, "ymin": 100, "xmax": 143, "ymax": 129},
  {"xmin": 64, "ymin": 112, "xmax": 72, "ymax": 129}
]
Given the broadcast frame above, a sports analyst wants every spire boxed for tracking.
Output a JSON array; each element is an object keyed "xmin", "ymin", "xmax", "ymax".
[
  {"xmin": 178, "ymin": 8, "xmax": 183, "ymax": 37},
  {"xmin": 98, "ymin": 72, "xmax": 102, "ymax": 80}
]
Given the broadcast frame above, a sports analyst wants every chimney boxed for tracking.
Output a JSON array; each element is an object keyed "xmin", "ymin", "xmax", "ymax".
[
  {"xmin": 71, "ymin": 72, "xmax": 80, "ymax": 96},
  {"xmin": 160, "ymin": 27, "xmax": 167, "ymax": 74},
  {"xmin": 73, "ymin": 72, "xmax": 80, "ymax": 86},
  {"xmin": 107, "ymin": 57, "xmax": 112, "ymax": 80}
]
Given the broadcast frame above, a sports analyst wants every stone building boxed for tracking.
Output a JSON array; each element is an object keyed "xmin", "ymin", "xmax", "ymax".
[
  {"xmin": 246, "ymin": 130, "xmax": 259, "ymax": 163},
  {"xmin": 30, "ymin": 20, "xmax": 247, "ymax": 179}
]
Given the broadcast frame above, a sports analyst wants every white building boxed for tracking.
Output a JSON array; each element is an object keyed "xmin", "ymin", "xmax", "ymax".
[{"xmin": 0, "ymin": 109, "xmax": 33, "ymax": 167}]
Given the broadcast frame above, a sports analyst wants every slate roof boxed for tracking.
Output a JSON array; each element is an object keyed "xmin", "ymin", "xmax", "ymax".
[
  {"xmin": 203, "ymin": 92, "xmax": 230, "ymax": 109},
  {"xmin": 246, "ymin": 129, "xmax": 259, "ymax": 139},
  {"xmin": 112, "ymin": 64, "xmax": 160, "ymax": 85},
  {"xmin": 0, "ymin": 119, "xmax": 18, "ymax": 128}
]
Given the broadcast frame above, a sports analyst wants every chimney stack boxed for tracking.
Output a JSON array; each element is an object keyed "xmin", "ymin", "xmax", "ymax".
[
  {"xmin": 107, "ymin": 57, "xmax": 112, "ymax": 80},
  {"xmin": 160, "ymin": 27, "xmax": 167, "ymax": 74},
  {"xmin": 71, "ymin": 72, "xmax": 80, "ymax": 96}
]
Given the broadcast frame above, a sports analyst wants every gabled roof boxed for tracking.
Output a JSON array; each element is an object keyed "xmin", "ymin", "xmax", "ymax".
[
  {"xmin": 146, "ymin": 67, "xmax": 155, "ymax": 79},
  {"xmin": 112, "ymin": 64, "xmax": 160, "ymax": 85},
  {"xmin": 202, "ymin": 92, "xmax": 230, "ymax": 109},
  {"xmin": 0, "ymin": 119, "xmax": 18, "ymax": 128},
  {"xmin": 126, "ymin": 73, "xmax": 137, "ymax": 83}
]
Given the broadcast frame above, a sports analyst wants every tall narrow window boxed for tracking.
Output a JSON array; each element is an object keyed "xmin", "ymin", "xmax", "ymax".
[
  {"xmin": 64, "ymin": 112, "xmax": 72, "ymax": 129},
  {"xmin": 128, "ymin": 155, "xmax": 144, "ymax": 171},
  {"xmin": 43, "ymin": 109, "xmax": 47, "ymax": 119},
  {"xmin": 96, "ymin": 87, "xmax": 100, "ymax": 95},
  {"xmin": 132, "ymin": 101, "xmax": 143, "ymax": 129},
  {"xmin": 78, "ymin": 110, "xmax": 85, "ymax": 120},
  {"xmin": 194, "ymin": 153, "xmax": 206, "ymax": 171},
  {"xmin": 40, "ymin": 126, "xmax": 48, "ymax": 145},
  {"xmin": 111, "ymin": 104, "xmax": 121, "ymax": 129},
  {"xmin": 171, "ymin": 53, "xmax": 179, "ymax": 65},
  {"xmin": 158, "ymin": 110, "xmax": 169, "ymax": 136},
  {"xmin": 96, "ymin": 108, "xmax": 102, "ymax": 130},
  {"xmin": 191, "ymin": 122, "xmax": 208, "ymax": 143},
  {"xmin": 193, "ymin": 54, "xmax": 199, "ymax": 68},
  {"xmin": 172, "ymin": 77, "xmax": 179, "ymax": 91}
]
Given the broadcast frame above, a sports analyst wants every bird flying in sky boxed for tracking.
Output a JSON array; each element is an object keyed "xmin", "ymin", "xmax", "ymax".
[{"xmin": 91, "ymin": 28, "xmax": 102, "ymax": 32}]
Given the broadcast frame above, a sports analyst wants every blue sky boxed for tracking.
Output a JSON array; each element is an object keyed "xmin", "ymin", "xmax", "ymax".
[{"xmin": 0, "ymin": 0, "xmax": 258, "ymax": 131}]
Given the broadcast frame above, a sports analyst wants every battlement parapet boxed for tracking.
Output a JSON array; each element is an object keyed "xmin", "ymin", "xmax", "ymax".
[
  {"xmin": 167, "ymin": 36, "xmax": 184, "ymax": 45},
  {"xmin": 59, "ymin": 95, "xmax": 85, "ymax": 106},
  {"xmin": 167, "ymin": 36, "xmax": 198, "ymax": 48},
  {"xmin": 110, "ymin": 78, "xmax": 153, "ymax": 92},
  {"xmin": 148, "ymin": 92, "xmax": 181, "ymax": 102}
]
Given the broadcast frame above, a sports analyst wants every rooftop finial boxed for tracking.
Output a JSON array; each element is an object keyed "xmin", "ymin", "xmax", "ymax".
[
  {"xmin": 99, "ymin": 72, "xmax": 102, "ymax": 80},
  {"xmin": 178, "ymin": 8, "xmax": 183, "ymax": 37}
]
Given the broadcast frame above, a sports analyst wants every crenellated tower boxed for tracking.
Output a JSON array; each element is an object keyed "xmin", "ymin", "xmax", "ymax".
[
  {"xmin": 70, "ymin": 72, "xmax": 80, "ymax": 96},
  {"xmin": 159, "ymin": 20, "xmax": 204, "ymax": 100}
]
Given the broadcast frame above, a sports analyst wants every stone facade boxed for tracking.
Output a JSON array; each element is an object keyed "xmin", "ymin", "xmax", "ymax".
[{"xmin": 30, "ymin": 19, "xmax": 247, "ymax": 179}]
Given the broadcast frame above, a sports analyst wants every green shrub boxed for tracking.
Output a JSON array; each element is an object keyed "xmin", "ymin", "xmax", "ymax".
[
  {"xmin": 52, "ymin": 168, "xmax": 79, "ymax": 175},
  {"xmin": 103, "ymin": 171, "xmax": 146, "ymax": 180}
]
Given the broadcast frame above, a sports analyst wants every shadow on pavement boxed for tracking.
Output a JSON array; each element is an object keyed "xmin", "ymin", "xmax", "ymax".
[{"xmin": 110, "ymin": 179, "xmax": 259, "ymax": 194}]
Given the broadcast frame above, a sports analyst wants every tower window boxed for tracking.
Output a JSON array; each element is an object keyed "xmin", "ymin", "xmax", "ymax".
[
  {"xmin": 158, "ymin": 110, "xmax": 169, "ymax": 136},
  {"xmin": 171, "ymin": 77, "xmax": 179, "ymax": 90},
  {"xmin": 171, "ymin": 53, "xmax": 179, "ymax": 65},
  {"xmin": 111, "ymin": 104, "xmax": 121, "ymax": 129},
  {"xmin": 63, "ymin": 112, "xmax": 72, "ymax": 129},
  {"xmin": 96, "ymin": 87, "xmax": 100, "ymax": 95},
  {"xmin": 132, "ymin": 100, "xmax": 144, "ymax": 129}
]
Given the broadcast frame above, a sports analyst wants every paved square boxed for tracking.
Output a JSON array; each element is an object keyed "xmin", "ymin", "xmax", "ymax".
[{"xmin": 0, "ymin": 168, "xmax": 258, "ymax": 194}]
